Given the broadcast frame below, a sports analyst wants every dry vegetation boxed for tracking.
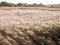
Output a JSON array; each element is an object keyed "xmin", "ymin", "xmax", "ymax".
[{"xmin": 0, "ymin": 7, "xmax": 60, "ymax": 45}]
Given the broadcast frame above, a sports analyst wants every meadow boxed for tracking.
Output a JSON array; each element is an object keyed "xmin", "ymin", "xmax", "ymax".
[{"xmin": 0, "ymin": 7, "xmax": 60, "ymax": 45}]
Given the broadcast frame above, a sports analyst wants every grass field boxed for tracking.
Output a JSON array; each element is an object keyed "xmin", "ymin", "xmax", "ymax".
[{"xmin": 0, "ymin": 7, "xmax": 60, "ymax": 45}]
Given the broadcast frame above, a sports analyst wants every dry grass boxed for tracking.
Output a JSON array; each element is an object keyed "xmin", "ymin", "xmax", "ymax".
[{"xmin": 0, "ymin": 7, "xmax": 60, "ymax": 45}]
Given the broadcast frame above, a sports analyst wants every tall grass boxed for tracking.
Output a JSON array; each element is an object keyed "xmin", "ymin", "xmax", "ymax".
[{"xmin": 0, "ymin": 24, "xmax": 60, "ymax": 45}]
